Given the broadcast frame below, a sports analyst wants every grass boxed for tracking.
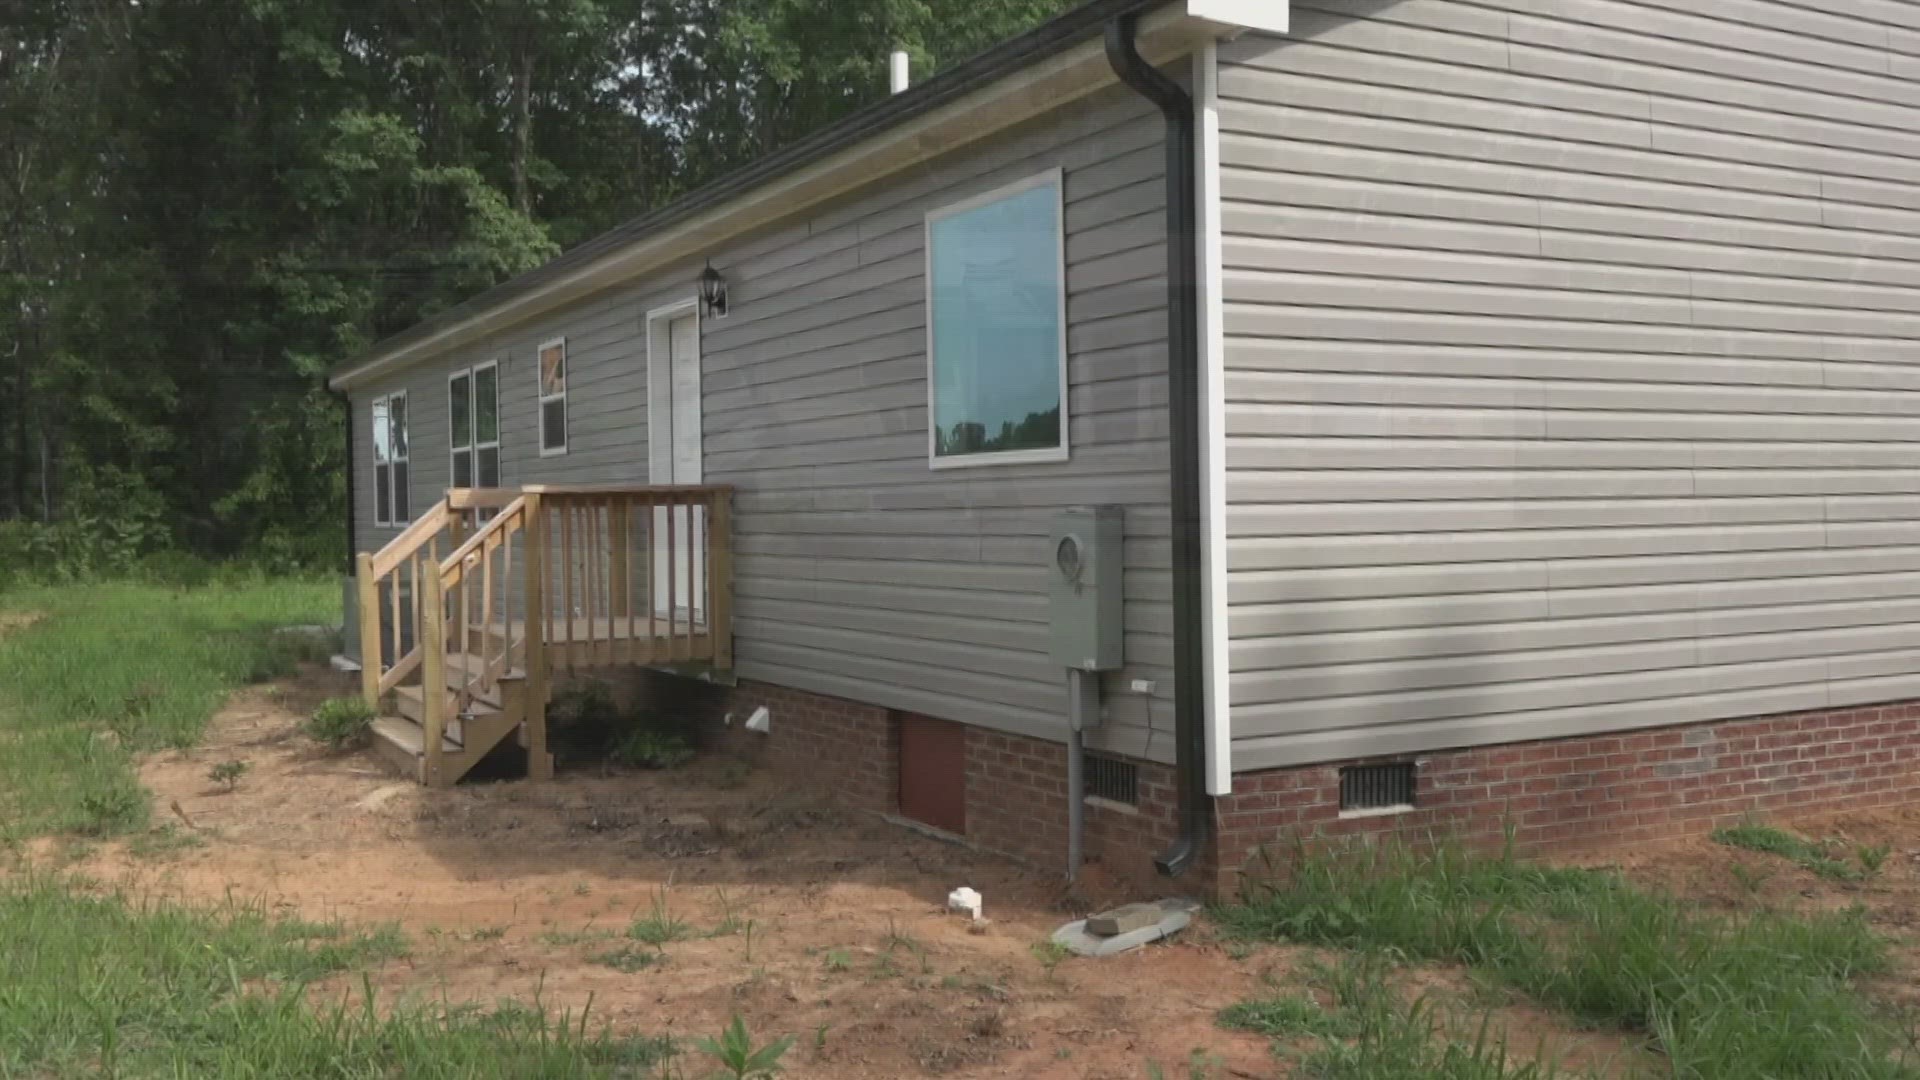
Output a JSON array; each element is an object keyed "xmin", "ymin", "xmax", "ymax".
[
  {"xmin": 0, "ymin": 874, "xmax": 676, "ymax": 1078},
  {"xmin": 1712, "ymin": 820, "xmax": 1878, "ymax": 882},
  {"xmin": 1218, "ymin": 836, "xmax": 1915, "ymax": 1079},
  {"xmin": 626, "ymin": 888, "xmax": 692, "ymax": 947},
  {"xmin": 0, "ymin": 576, "xmax": 336, "ymax": 838}
]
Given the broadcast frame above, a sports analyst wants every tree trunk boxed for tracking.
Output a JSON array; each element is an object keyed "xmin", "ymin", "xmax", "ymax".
[{"xmin": 511, "ymin": 49, "xmax": 533, "ymax": 214}]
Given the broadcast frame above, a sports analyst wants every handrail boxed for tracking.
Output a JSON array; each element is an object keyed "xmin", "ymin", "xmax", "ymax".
[
  {"xmin": 447, "ymin": 487, "xmax": 520, "ymax": 511},
  {"xmin": 442, "ymin": 496, "xmax": 526, "ymax": 575},
  {"xmin": 369, "ymin": 500, "xmax": 451, "ymax": 578}
]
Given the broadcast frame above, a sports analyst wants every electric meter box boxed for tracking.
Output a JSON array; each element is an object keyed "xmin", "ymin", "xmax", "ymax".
[{"xmin": 1048, "ymin": 506, "xmax": 1124, "ymax": 671}]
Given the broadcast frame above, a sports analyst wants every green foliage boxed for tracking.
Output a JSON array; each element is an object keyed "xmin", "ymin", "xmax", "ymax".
[
  {"xmin": 1219, "ymin": 838, "xmax": 1915, "ymax": 1080},
  {"xmin": 1217, "ymin": 994, "xmax": 1357, "ymax": 1041},
  {"xmin": 208, "ymin": 759, "xmax": 250, "ymax": 791},
  {"xmin": 307, "ymin": 697, "xmax": 376, "ymax": 750},
  {"xmin": 626, "ymin": 889, "xmax": 693, "ymax": 947},
  {"xmin": 692, "ymin": 1014, "xmax": 795, "ymax": 1080},
  {"xmin": 1712, "ymin": 820, "xmax": 1871, "ymax": 882},
  {"xmin": 0, "ymin": 578, "xmax": 337, "ymax": 837},
  {"xmin": 0, "ymin": 874, "xmax": 682, "ymax": 1077},
  {"xmin": 590, "ymin": 944, "xmax": 662, "ymax": 973},
  {"xmin": 615, "ymin": 727, "xmax": 694, "ymax": 770}
]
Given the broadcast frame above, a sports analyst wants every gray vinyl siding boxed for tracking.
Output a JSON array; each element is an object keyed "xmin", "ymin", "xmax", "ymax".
[
  {"xmin": 351, "ymin": 82, "xmax": 1177, "ymax": 761},
  {"xmin": 1220, "ymin": 1, "xmax": 1920, "ymax": 770}
]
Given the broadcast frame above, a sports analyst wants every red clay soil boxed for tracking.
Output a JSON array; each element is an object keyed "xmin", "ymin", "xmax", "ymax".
[{"xmin": 43, "ymin": 664, "xmax": 1920, "ymax": 1077}]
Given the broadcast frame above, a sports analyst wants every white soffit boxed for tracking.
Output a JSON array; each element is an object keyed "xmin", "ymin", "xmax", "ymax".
[{"xmin": 1186, "ymin": 0, "xmax": 1288, "ymax": 34}]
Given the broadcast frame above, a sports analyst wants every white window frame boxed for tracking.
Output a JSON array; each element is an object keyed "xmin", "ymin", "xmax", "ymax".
[
  {"xmin": 370, "ymin": 389, "xmax": 409, "ymax": 527},
  {"xmin": 449, "ymin": 359, "xmax": 501, "ymax": 491},
  {"xmin": 538, "ymin": 336, "xmax": 569, "ymax": 457},
  {"xmin": 923, "ymin": 167, "xmax": 1070, "ymax": 470}
]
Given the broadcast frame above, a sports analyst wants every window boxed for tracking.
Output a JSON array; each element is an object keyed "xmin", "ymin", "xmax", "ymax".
[
  {"xmin": 370, "ymin": 390, "xmax": 409, "ymax": 526},
  {"xmin": 925, "ymin": 170, "xmax": 1068, "ymax": 468},
  {"xmin": 450, "ymin": 360, "xmax": 500, "ymax": 490},
  {"xmin": 538, "ymin": 337, "xmax": 567, "ymax": 455}
]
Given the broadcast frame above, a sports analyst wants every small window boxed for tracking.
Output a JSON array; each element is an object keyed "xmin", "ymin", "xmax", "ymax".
[
  {"xmin": 538, "ymin": 338, "xmax": 567, "ymax": 456},
  {"xmin": 1339, "ymin": 763, "xmax": 1416, "ymax": 814},
  {"xmin": 370, "ymin": 390, "xmax": 409, "ymax": 526},
  {"xmin": 450, "ymin": 360, "xmax": 501, "ymax": 491},
  {"xmin": 925, "ymin": 170, "xmax": 1067, "ymax": 468}
]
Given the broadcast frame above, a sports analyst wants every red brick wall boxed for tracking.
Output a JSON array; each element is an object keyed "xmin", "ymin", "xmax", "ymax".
[
  {"xmin": 645, "ymin": 674, "xmax": 1920, "ymax": 900},
  {"xmin": 1214, "ymin": 700, "xmax": 1920, "ymax": 897}
]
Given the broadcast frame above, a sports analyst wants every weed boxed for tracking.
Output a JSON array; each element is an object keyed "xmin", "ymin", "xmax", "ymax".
[
  {"xmin": 306, "ymin": 696, "xmax": 376, "ymax": 750},
  {"xmin": 1713, "ymin": 820, "xmax": 1864, "ymax": 882},
  {"xmin": 884, "ymin": 917, "xmax": 932, "ymax": 973},
  {"xmin": 823, "ymin": 948, "xmax": 852, "ymax": 973},
  {"xmin": 1218, "ymin": 994, "xmax": 1357, "ymax": 1040},
  {"xmin": 614, "ymin": 727, "xmax": 694, "ymax": 770},
  {"xmin": 125, "ymin": 823, "xmax": 204, "ymax": 860},
  {"xmin": 1220, "ymin": 837, "xmax": 1907, "ymax": 1079},
  {"xmin": 813, "ymin": 1023, "xmax": 828, "ymax": 1050},
  {"xmin": 1727, "ymin": 859, "xmax": 1774, "ymax": 898},
  {"xmin": 536, "ymin": 927, "xmax": 614, "ymax": 948},
  {"xmin": 207, "ymin": 759, "xmax": 249, "ymax": 791},
  {"xmin": 742, "ymin": 919, "xmax": 758, "ymax": 964},
  {"xmin": 1031, "ymin": 939, "xmax": 1072, "ymax": 981},
  {"xmin": 627, "ymin": 888, "xmax": 692, "ymax": 947},
  {"xmin": 1861, "ymin": 843, "xmax": 1893, "ymax": 877},
  {"xmin": 692, "ymin": 1014, "xmax": 794, "ymax": 1079},
  {"xmin": 591, "ymin": 945, "xmax": 663, "ymax": 973},
  {"xmin": 466, "ymin": 925, "xmax": 506, "ymax": 942},
  {"xmin": 712, "ymin": 887, "xmax": 743, "ymax": 936}
]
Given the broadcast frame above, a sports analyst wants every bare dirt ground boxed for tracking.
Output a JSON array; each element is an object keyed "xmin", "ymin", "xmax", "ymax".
[{"xmin": 39, "ymin": 664, "xmax": 1920, "ymax": 1078}]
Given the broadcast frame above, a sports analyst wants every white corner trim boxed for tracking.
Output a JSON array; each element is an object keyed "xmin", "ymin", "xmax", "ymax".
[
  {"xmin": 1195, "ymin": 42, "xmax": 1232, "ymax": 798},
  {"xmin": 1186, "ymin": 0, "xmax": 1289, "ymax": 34}
]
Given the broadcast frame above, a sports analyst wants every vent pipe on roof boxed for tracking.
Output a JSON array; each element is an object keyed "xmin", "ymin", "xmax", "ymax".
[{"xmin": 889, "ymin": 50, "xmax": 912, "ymax": 94}]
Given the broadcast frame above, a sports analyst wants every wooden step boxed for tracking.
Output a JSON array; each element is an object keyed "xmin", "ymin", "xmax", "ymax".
[
  {"xmin": 369, "ymin": 716, "xmax": 460, "ymax": 781},
  {"xmin": 393, "ymin": 684, "xmax": 506, "ymax": 745}
]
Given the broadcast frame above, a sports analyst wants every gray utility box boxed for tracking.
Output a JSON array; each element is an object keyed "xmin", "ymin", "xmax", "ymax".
[{"xmin": 1049, "ymin": 506, "xmax": 1124, "ymax": 671}]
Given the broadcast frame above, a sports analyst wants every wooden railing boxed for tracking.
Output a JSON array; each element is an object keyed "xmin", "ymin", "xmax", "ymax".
[
  {"xmin": 357, "ymin": 484, "xmax": 735, "ymax": 775},
  {"xmin": 528, "ymin": 485, "xmax": 733, "ymax": 674}
]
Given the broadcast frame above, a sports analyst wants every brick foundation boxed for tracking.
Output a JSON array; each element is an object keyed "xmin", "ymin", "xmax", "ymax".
[
  {"xmin": 1214, "ymin": 700, "xmax": 1920, "ymax": 897},
  {"xmin": 634, "ymin": 673, "xmax": 1920, "ymax": 899}
]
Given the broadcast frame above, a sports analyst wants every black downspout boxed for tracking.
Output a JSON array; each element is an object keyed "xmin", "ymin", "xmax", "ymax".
[
  {"xmin": 1105, "ymin": 14, "xmax": 1211, "ymax": 878},
  {"xmin": 340, "ymin": 392, "xmax": 355, "ymax": 576}
]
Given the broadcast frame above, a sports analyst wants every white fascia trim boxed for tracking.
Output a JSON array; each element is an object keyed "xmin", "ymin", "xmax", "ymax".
[
  {"xmin": 328, "ymin": 7, "xmax": 1212, "ymax": 391},
  {"xmin": 1195, "ymin": 41, "xmax": 1232, "ymax": 797},
  {"xmin": 1185, "ymin": 0, "xmax": 1289, "ymax": 34}
]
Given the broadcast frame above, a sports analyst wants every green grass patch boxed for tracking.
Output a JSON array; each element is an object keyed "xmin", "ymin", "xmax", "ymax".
[
  {"xmin": 1218, "ymin": 993, "xmax": 1359, "ymax": 1041},
  {"xmin": 1712, "ymin": 820, "xmax": 1875, "ymax": 882},
  {"xmin": 0, "ymin": 875, "xmax": 676, "ymax": 1077},
  {"xmin": 1219, "ymin": 838, "xmax": 1915, "ymax": 1079},
  {"xmin": 0, "ymin": 577, "xmax": 336, "ymax": 838}
]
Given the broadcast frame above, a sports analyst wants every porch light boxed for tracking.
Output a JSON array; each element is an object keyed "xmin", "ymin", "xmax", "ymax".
[{"xmin": 699, "ymin": 261, "xmax": 729, "ymax": 318}]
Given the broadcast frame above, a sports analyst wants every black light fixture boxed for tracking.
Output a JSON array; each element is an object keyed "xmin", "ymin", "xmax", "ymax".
[{"xmin": 698, "ymin": 260, "xmax": 729, "ymax": 318}]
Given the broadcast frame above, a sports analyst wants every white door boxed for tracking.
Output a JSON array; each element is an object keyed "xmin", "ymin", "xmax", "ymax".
[{"xmin": 648, "ymin": 309, "xmax": 704, "ymax": 622}]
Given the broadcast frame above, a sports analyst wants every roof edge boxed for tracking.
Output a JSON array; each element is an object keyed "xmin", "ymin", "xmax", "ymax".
[{"xmin": 331, "ymin": 0, "xmax": 1270, "ymax": 391}]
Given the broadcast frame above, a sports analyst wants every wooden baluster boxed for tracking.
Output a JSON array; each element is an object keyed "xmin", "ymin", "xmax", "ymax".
[
  {"xmin": 585, "ymin": 499, "xmax": 601, "ymax": 665},
  {"xmin": 522, "ymin": 492, "xmax": 552, "ymax": 781},
  {"xmin": 388, "ymin": 561, "xmax": 403, "ymax": 670},
  {"xmin": 357, "ymin": 553, "xmax": 381, "ymax": 707},
  {"xmin": 710, "ymin": 489, "xmax": 732, "ymax": 669},
  {"xmin": 421, "ymin": 570, "xmax": 447, "ymax": 787},
  {"xmin": 623, "ymin": 497, "xmax": 637, "ymax": 661},
  {"xmin": 560, "ymin": 498, "xmax": 575, "ymax": 672},
  {"xmin": 607, "ymin": 496, "xmax": 629, "ymax": 665},
  {"xmin": 480, "ymin": 525, "xmax": 494, "ymax": 700},
  {"xmin": 501, "ymin": 520, "xmax": 515, "ymax": 687}
]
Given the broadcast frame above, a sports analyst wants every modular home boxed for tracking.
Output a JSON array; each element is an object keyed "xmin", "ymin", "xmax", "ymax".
[{"xmin": 331, "ymin": 0, "xmax": 1920, "ymax": 892}]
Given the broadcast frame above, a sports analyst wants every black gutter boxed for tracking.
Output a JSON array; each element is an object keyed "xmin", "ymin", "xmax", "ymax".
[
  {"xmin": 1105, "ymin": 13, "xmax": 1210, "ymax": 878},
  {"xmin": 330, "ymin": 0, "xmax": 1163, "ymax": 386}
]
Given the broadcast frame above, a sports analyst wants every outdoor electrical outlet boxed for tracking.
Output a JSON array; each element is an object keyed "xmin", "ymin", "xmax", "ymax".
[{"xmin": 1130, "ymin": 679, "xmax": 1156, "ymax": 694}]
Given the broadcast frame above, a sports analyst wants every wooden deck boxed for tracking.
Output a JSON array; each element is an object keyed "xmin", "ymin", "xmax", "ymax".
[
  {"xmin": 480, "ymin": 613, "xmax": 713, "ymax": 671},
  {"xmin": 358, "ymin": 484, "xmax": 734, "ymax": 787}
]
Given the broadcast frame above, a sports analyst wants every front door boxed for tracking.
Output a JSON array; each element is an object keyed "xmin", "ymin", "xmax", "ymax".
[{"xmin": 648, "ymin": 307, "xmax": 704, "ymax": 621}]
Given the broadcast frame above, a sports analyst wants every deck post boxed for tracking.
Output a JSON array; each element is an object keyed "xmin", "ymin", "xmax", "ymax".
[
  {"xmin": 356, "ymin": 552, "xmax": 381, "ymax": 707},
  {"xmin": 421, "ymin": 570, "xmax": 447, "ymax": 788},
  {"xmin": 710, "ymin": 489, "xmax": 733, "ymax": 670},
  {"xmin": 607, "ymin": 495, "xmax": 630, "ymax": 626},
  {"xmin": 446, "ymin": 507, "xmax": 467, "ymax": 652},
  {"xmin": 522, "ymin": 493, "xmax": 554, "ymax": 780}
]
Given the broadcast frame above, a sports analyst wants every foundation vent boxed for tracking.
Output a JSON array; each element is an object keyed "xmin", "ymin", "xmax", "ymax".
[
  {"xmin": 1085, "ymin": 753, "xmax": 1138, "ymax": 806},
  {"xmin": 1340, "ymin": 762, "xmax": 1415, "ymax": 813}
]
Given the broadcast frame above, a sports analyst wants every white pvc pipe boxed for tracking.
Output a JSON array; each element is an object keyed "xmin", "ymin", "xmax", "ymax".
[{"xmin": 889, "ymin": 50, "xmax": 911, "ymax": 94}]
